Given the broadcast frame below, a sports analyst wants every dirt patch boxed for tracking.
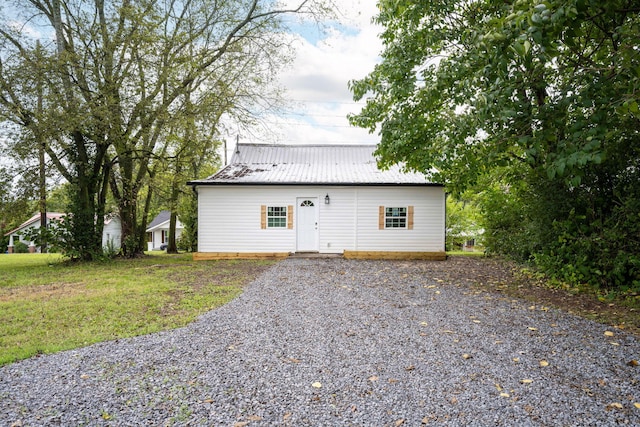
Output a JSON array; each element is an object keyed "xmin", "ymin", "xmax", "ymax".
[
  {"xmin": 158, "ymin": 260, "xmax": 275, "ymax": 317},
  {"xmin": 166, "ymin": 260, "xmax": 275, "ymax": 292},
  {"xmin": 436, "ymin": 256, "xmax": 639, "ymax": 335},
  {"xmin": 0, "ymin": 282, "xmax": 92, "ymax": 302}
]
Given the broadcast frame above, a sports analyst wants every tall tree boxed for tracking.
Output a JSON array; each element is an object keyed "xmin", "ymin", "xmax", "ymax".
[
  {"xmin": 350, "ymin": 0, "xmax": 640, "ymax": 287},
  {"xmin": 1, "ymin": 0, "xmax": 332, "ymax": 258}
]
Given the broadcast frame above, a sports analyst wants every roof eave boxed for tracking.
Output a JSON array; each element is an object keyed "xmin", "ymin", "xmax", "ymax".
[{"xmin": 187, "ymin": 181, "xmax": 443, "ymax": 187}]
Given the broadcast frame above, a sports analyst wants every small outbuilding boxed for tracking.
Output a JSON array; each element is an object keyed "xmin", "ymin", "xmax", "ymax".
[{"xmin": 187, "ymin": 143, "xmax": 446, "ymax": 260}]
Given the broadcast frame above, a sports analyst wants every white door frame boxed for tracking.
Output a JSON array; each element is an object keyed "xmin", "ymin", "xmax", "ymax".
[{"xmin": 296, "ymin": 197, "xmax": 319, "ymax": 252}]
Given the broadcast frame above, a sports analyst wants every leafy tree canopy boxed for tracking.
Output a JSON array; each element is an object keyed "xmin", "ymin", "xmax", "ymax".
[
  {"xmin": 0, "ymin": 0, "xmax": 332, "ymax": 259},
  {"xmin": 350, "ymin": 0, "xmax": 640, "ymax": 288}
]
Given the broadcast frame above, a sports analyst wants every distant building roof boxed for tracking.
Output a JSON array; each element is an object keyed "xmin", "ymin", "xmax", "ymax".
[
  {"xmin": 146, "ymin": 210, "xmax": 183, "ymax": 232},
  {"xmin": 147, "ymin": 210, "xmax": 171, "ymax": 230},
  {"xmin": 3, "ymin": 212, "xmax": 66, "ymax": 237},
  {"xmin": 188, "ymin": 143, "xmax": 440, "ymax": 186}
]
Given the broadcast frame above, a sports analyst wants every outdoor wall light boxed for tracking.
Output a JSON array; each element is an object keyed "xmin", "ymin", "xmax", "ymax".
[{"xmin": 325, "ymin": 194, "xmax": 330, "ymax": 204}]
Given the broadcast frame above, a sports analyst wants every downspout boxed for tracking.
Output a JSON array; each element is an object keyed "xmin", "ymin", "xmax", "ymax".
[{"xmin": 444, "ymin": 191, "xmax": 448, "ymax": 254}]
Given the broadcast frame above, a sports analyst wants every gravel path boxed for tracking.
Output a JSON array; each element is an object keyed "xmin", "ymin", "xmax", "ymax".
[{"xmin": 1, "ymin": 258, "xmax": 639, "ymax": 426}]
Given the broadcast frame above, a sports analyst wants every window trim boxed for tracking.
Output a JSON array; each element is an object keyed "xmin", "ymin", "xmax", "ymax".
[
  {"xmin": 261, "ymin": 205, "xmax": 294, "ymax": 229},
  {"xmin": 379, "ymin": 205, "xmax": 414, "ymax": 230}
]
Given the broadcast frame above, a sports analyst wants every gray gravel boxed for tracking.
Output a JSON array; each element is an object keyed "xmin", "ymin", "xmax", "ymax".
[{"xmin": 1, "ymin": 258, "xmax": 639, "ymax": 426}]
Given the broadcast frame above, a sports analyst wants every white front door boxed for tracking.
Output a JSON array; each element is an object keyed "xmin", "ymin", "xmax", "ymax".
[{"xmin": 296, "ymin": 197, "xmax": 319, "ymax": 252}]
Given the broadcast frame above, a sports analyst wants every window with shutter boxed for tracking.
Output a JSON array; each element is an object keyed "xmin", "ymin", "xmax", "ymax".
[{"xmin": 379, "ymin": 206, "xmax": 414, "ymax": 229}]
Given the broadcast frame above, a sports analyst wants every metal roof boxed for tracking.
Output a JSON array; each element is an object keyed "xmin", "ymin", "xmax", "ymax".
[
  {"xmin": 147, "ymin": 210, "xmax": 171, "ymax": 230},
  {"xmin": 188, "ymin": 144, "xmax": 439, "ymax": 186}
]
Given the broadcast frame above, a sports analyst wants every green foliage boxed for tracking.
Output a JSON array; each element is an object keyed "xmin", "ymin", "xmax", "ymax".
[
  {"xmin": 0, "ymin": 165, "xmax": 36, "ymax": 253},
  {"xmin": 102, "ymin": 237, "xmax": 120, "ymax": 259},
  {"xmin": 350, "ymin": 0, "xmax": 640, "ymax": 290},
  {"xmin": 178, "ymin": 191, "xmax": 200, "ymax": 252},
  {"xmin": 12, "ymin": 241, "xmax": 29, "ymax": 253},
  {"xmin": 446, "ymin": 194, "xmax": 483, "ymax": 251},
  {"xmin": 1, "ymin": 0, "xmax": 327, "ymax": 259},
  {"xmin": 478, "ymin": 184, "xmax": 535, "ymax": 261}
]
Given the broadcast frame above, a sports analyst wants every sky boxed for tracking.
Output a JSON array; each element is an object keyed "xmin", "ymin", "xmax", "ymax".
[
  {"xmin": 231, "ymin": 0, "xmax": 383, "ymax": 155},
  {"xmin": 0, "ymin": 1, "xmax": 384, "ymax": 163}
]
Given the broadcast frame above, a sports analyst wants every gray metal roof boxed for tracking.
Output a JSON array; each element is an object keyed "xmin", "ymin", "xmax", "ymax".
[{"xmin": 188, "ymin": 144, "xmax": 439, "ymax": 186}]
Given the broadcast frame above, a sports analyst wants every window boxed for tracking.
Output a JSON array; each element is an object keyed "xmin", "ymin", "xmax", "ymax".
[
  {"xmin": 267, "ymin": 206, "xmax": 287, "ymax": 228},
  {"xmin": 261, "ymin": 205, "xmax": 293, "ymax": 229},
  {"xmin": 161, "ymin": 230, "xmax": 167, "ymax": 243},
  {"xmin": 385, "ymin": 207, "xmax": 407, "ymax": 228},
  {"xmin": 379, "ymin": 206, "xmax": 414, "ymax": 230}
]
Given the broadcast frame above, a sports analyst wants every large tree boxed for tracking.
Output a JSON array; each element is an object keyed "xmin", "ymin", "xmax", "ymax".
[
  {"xmin": 350, "ymin": 0, "xmax": 640, "ymax": 287},
  {"xmin": 1, "ymin": 0, "xmax": 330, "ymax": 258}
]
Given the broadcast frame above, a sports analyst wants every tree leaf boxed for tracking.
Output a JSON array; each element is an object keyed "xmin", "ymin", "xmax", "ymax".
[{"xmin": 606, "ymin": 402, "xmax": 623, "ymax": 411}]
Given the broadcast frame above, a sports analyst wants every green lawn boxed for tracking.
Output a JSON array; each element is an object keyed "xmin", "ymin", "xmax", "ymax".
[
  {"xmin": 0, "ymin": 253, "xmax": 273, "ymax": 366},
  {"xmin": 446, "ymin": 250, "xmax": 486, "ymax": 256}
]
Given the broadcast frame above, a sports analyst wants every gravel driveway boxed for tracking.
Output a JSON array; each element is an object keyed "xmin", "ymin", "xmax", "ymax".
[{"xmin": 1, "ymin": 258, "xmax": 638, "ymax": 426}]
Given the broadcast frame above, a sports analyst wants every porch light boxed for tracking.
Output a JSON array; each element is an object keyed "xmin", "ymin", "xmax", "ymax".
[{"xmin": 325, "ymin": 194, "xmax": 330, "ymax": 204}]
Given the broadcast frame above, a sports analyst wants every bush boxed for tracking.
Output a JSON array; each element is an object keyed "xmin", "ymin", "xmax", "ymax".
[
  {"xmin": 102, "ymin": 238, "xmax": 120, "ymax": 259},
  {"xmin": 13, "ymin": 241, "xmax": 29, "ymax": 253},
  {"xmin": 533, "ymin": 207, "xmax": 640, "ymax": 291}
]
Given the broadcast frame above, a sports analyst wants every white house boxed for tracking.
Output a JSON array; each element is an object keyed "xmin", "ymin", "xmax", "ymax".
[
  {"xmin": 187, "ymin": 144, "xmax": 446, "ymax": 260},
  {"xmin": 4, "ymin": 212, "xmax": 65, "ymax": 253},
  {"xmin": 146, "ymin": 210, "xmax": 184, "ymax": 251},
  {"xmin": 5, "ymin": 213, "xmax": 121, "ymax": 253}
]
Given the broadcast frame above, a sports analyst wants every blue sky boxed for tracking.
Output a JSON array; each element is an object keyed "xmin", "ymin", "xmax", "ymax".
[
  {"xmin": 0, "ymin": 0, "xmax": 383, "ymax": 159},
  {"xmin": 234, "ymin": 1, "xmax": 382, "ymax": 150}
]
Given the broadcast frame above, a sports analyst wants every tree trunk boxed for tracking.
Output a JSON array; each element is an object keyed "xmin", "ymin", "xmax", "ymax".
[
  {"xmin": 167, "ymin": 211, "xmax": 178, "ymax": 253},
  {"xmin": 166, "ymin": 160, "xmax": 181, "ymax": 254},
  {"xmin": 115, "ymin": 154, "xmax": 146, "ymax": 257},
  {"xmin": 37, "ymin": 46, "xmax": 47, "ymax": 253}
]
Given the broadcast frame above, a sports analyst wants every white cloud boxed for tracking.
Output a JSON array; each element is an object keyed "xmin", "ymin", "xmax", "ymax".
[{"xmin": 235, "ymin": 0, "xmax": 382, "ymax": 149}]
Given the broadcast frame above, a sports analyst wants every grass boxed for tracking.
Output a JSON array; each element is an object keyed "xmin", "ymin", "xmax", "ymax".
[
  {"xmin": 0, "ymin": 253, "xmax": 274, "ymax": 366},
  {"xmin": 446, "ymin": 250, "xmax": 486, "ymax": 256}
]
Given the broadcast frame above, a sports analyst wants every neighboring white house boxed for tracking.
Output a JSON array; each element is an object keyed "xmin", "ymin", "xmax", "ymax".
[
  {"xmin": 187, "ymin": 143, "xmax": 446, "ymax": 260},
  {"xmin": 4, "ymin": 213, "xmax": 121, "ymax": 253},
  {"xmin": 4, "ymin": 212, "xmax": 65, "ymax": 253},
  {"xmin": 146, "ymin": 210, "xmax": 184, "ymax": 251}
]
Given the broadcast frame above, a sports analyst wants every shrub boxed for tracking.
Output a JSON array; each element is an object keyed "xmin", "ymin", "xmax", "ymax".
[{"xmin": 13, "ymin": 241, "xmax": 29, "ymax": 253}]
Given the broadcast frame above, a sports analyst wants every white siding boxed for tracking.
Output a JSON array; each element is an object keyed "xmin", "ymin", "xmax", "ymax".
[
  {"xmin": 354, "ymin": 187, "xmax": 445, "ymax": 252},
  {"xmin": 198, "ymin": 186, "xmax": 297, "ymax": 252},
  {"xmin": 318, "ymin": 187, "xmax": 356, "ymax": 253},
  {"xmin": 147, "ymin": 218, "xmax": 185, "ymax": 250},
  {"xmin": 102, "ymin": 218, "xmax": 122, "ymax": 249},
  {"xmin": 197, "ymin": 185, "xmax": 445, "ymax": 254}
]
